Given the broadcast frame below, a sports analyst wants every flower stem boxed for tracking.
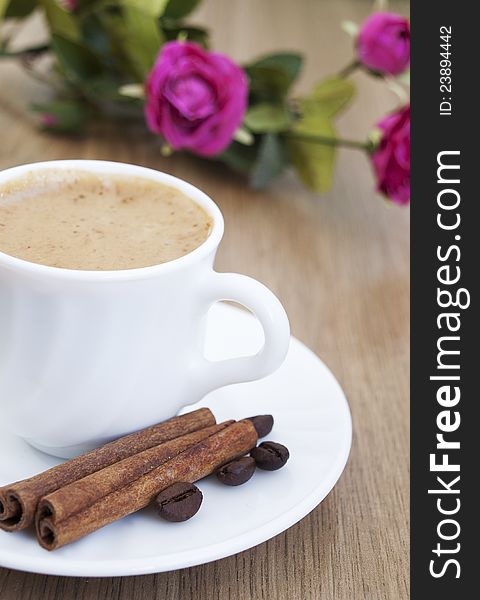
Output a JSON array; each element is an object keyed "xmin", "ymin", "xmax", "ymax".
[
  {"xmin": 285, "ymin": 131, "xmax": 369, "ymax": 151},
  {"xmin": 338, "ymin": 59, "xmax": 361, "ymax": 78}
]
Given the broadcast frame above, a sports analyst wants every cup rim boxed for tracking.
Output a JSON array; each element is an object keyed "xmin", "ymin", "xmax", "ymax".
[{"xmin": 0, "ymin": 160, "xmax": 224, "ymax": 281}]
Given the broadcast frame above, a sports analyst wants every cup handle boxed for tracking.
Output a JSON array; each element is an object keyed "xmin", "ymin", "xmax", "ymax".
[{"xmin": 192, "ymin": 272, "xmax": 290, "ymax": 394}]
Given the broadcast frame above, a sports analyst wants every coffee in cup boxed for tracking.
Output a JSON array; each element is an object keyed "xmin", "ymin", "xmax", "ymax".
[{"xmin": 0, "ymin": 170, "xmax": 213, "ymax": 270}]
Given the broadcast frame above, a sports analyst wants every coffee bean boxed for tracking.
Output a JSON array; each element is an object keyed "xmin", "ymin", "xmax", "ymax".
[
  {"xmin": 247, "ymin": 414, "xmax": 274, "ymax": 438},
  {"xmin": 251, "ymin": 441, "xmax": 289, "ymax": 471},
  {"xmin": 216, "ymin": 456, "xmax": 256, "ymax": 486},
  {"xmin": 155, "ymin": 482, "xmax": 202, "ymax": 522}
]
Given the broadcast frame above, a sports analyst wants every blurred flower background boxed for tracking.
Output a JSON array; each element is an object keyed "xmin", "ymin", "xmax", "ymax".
[{"xmin": 0, "ymin": 0, "xmax": 410, "ymax": 204}]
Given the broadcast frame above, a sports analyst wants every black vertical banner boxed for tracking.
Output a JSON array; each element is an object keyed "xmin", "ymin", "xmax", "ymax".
[{"xmin": 411, "ymin": 2, "xmax": 477, "ymax": 598}]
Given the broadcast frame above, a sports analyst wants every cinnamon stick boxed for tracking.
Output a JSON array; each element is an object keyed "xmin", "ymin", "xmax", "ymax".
[
  {"xmin": 0, "ymin": 408, "xmax": 215, "ymax": 531},
  {"xmin": 36, "ymin": 420, "xmax": 258, "ymax": 550},
  {"xmin": 37, "ymin": 422, "xmax": 231, "ymax": 525}
]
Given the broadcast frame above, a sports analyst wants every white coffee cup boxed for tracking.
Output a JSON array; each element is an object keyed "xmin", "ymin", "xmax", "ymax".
[{"xmin": 0, "ymin": 160, "xmax": 290, "ymax": 458}]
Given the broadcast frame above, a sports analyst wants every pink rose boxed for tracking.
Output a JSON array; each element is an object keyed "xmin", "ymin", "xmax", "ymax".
[
  {"xmin": 357, "ymin": 12, "xmax": 410, "ymax": 75},
  {"xmin": 145, "ymin": 41, "xmax": 248, "ymax": 157},
  {"xmin": 371, "ymin": 105, "xmax": 410, "ymax": 205}
]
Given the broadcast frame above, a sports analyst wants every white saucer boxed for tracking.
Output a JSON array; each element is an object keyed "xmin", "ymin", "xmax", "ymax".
[{"xmin": 0, "ymin": 303, "xmax": 352, "ymax": 577}]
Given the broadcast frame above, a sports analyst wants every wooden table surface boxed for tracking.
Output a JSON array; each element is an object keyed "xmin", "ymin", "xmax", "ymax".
[{"xmin": 0, "ymin": 1, "xmax": 409, "ymax": 598}]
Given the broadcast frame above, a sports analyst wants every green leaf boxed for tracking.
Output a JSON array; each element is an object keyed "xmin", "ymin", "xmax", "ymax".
[
  {"xmin": 309, "ymin": 76, "xmax": 355, "ymax": 117},
  {"xmin": 117, "ymin": 5, "xmax": 163, "ymax": 79},
  {"xmin": 288, "ymin": 77, "xmax": 354, "ymax": 191},
  {"xmin": 250, "ymin": 133, "xmax": 288, "ymax": 189},
  {"xmin": 288, "ymin": 105, "xmax": 337, "ymax": 193},
  {"xmin": 122, "ymin": 0, "xmax": 169, "ymax": 17},
  {"xmin": 163, "ymin": 0, "xmax": 202, "ymax": 20},
  {"xmin": 246, "ymin": 52, "xmax": 303, "ymax": 102},
  {"xmin": 219, "ymin": 141, "xmax": 259, "ymax": 175},
  {"xmin": 5, "ymin": 0, "xmax": 37, "ymax": 18},
  {"xmin": 244, "ymin": 103, "xmax": 291, "ymax": 133},
  {"xmin": 288, "ymin": 77, "xmax": 355, "ymax": 192},
  {"xmin": 52, "ymin": 34, "xmax": 103, "ymax": 81},
  {"xmin": 249, "ymin": 53, "xmax": 302, "ymax": 85},
  {"xmin": 0, "ymin": 0, "xmax": 8, "ymax": 18},
  {"xmin": 41, "ymin": 0, "xmax": 80, "ymax": 41},
  {"xmin": 32, "ymin": 100, "xmax": 89, "ymax": 133}
]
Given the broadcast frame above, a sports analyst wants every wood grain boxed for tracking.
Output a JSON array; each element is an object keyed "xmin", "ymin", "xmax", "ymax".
[{"xmin": 0, "ymin": 0, "xmax": 409, "ymax": 598}]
